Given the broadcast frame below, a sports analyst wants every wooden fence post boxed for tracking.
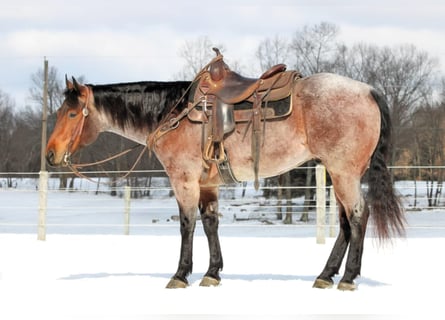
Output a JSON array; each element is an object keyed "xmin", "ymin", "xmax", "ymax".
[
  {"xmin": 329, "ymin": 186, "xmax": 337, "ymax": 237},
  {"xmin": 37, "ymin": 58, "xmax": 49, "ymax": 241},
  {"xmin": 37, "ymin": 170, "xmax": 48, "ymax": 241},
  {"xmin": 124, "ymin": 186, "xmax": 131, "ymax": 235},
  {"xmin": 316, "ymin": 164, "xmax": 326, "ymax": 244}
]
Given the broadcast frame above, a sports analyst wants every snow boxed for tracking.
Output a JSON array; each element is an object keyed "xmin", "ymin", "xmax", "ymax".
[{"xmin": 1, "ymin": 179, "xmax": 445, "ymax": 319}]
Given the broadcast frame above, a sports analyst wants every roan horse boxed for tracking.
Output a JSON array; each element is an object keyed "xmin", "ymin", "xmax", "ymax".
[{"xmin": 46, "ymin": 53, "xmax": 404, "ymax": 290}]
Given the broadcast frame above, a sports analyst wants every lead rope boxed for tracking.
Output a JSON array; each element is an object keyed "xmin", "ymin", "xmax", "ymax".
[{"xmin": 67, "ymin": 143, "xmax": 149, "ymax": 186}]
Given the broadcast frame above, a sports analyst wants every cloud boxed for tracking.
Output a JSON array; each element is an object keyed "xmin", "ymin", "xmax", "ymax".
[
  {"xmin": 1, "ymin": 0, "xmax": 444, "ymax": 108},
  {"xmin": 339, "ymin": 25, "xmax": 445, "ymax": 65}
]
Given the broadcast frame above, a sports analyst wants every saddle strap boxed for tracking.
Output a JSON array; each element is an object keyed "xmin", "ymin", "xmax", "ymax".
[
  {"xmin": 252, "ymin": 94, "xmax": 262, "ymax": 190},
  {"xmin": 217, "ymin": 154, "xmax": 241, "ymax": 185}
]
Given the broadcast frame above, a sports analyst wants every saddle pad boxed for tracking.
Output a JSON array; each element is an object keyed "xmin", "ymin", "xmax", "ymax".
[{"xmin": 188, "ymin": 95, "xmax": 292, "ymax": 123}]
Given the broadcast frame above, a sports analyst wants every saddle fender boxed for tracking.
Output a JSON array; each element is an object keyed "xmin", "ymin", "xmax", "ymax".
[{"xmin": 213, "ymin": 99, "xmax": 235, "ymax": 142}]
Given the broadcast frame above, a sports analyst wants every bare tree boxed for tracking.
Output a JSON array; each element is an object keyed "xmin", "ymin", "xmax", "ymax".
[
  {"xmin": 0, "ymin": 90, "xmax": 16, "ymax": 179},
  {"xmin": 333, "ymin": 43, "xmax": 380, "ymax": 83},
  {"xmin": 29, "ymin": 66, "xmax": 64, "ymax": 114},
  {"xmin": 6, "ymin": 106, "xmax": 42, "ymax": 173},
  {"xmin": 256, "ymin": 35, "xmax": 289, "ymax": 70},
  {"xmin": 174, "ymin": 36, "xmax": 226, "ymax": 80},
  {"xmin": 289, "ymin": 21, "xmax": 340, "ymax": 75},
  {"xmin": 411, "ymin": 102, "xmax": 445, "ymax": 207}
]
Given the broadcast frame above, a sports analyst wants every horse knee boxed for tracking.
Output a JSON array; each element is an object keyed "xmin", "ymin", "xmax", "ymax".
[
  {"xmin": 349, "ymin": 198, "xmax": 369, "ymax": 235},
  {"xmin": 200, "ymin": 201, "xmax": 220, "ymax": 232},
  {"xmin": 200, "ymin": 200, "xmax": 219, "ymax": 215}
]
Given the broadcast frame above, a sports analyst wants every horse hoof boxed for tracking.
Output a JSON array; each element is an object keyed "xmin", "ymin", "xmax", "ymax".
[
  {"xmin": 166, "ymin": 278, "xmax": 188, "ymax": 289},
  {"xmin": 337, "ymin": 281, "xmax": 357, "ymax": 291},
  {"xmin": 199, "ymin": 276, "xmax": 221, "ymax": 287},
  {"xmin": 313, "ymin": 278, "xmax": 334, "ymax": 289}
]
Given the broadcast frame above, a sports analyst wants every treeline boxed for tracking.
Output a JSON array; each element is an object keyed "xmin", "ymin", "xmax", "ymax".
[{"xmin": 1, "ymin": 22, "xmax": 445, "ymax": 197}]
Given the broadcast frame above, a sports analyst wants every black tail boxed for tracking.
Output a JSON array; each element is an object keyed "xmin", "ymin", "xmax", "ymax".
[{"xmin": 367, "ymin": 89, "xmax": 405, "ymax": 240}]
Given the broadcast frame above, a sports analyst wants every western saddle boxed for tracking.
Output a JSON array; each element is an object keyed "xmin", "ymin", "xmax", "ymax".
[{"xmin": 190, "ymin": 48, "xmax": 301, "ymax": 188}]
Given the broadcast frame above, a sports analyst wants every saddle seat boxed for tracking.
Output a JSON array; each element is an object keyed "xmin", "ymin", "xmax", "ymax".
[{"xmin": 200, "ymin": 48, "xmax": 287, "ymax": 104}]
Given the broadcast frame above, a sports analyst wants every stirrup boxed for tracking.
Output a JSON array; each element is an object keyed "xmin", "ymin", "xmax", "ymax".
[{"xmin": 203, "ymin": 138, "xmax": 226, "ymax": 164}]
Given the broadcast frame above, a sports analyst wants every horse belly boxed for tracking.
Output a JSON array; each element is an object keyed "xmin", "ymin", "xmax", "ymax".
[{"xmin": 224, "ymin": 117, "xmax": 311, "ymax": 181}]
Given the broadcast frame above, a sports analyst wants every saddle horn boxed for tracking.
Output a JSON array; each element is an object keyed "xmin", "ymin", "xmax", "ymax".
[{"xmin": 212, "ymin": 47, "xmax": 222, "ymax": 57}]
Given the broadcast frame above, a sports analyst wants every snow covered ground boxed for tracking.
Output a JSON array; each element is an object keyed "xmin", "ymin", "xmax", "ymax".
[{"xmin": 1, "ymin": 180, "xmax": 445, "ymax": 319}]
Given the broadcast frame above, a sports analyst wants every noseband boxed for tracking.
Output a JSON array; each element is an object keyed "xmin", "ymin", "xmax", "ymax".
[{"xmin": 63, "ymin": 88, "xmax": 90, "ymax": 165}]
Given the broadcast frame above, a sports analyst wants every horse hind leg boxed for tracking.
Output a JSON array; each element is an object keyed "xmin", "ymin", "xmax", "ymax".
[
  {"xmin": 338, "ymin": 196, "xmax": 369, "ymax": 290},
  {"xmin": 314, "ymin": 175, "xmax": 369, "ymax": 291},
  {"xmin": 313, "ymin": 203, "xmax": 351, "ymax": 289},
  {"xmin": 199, "ymin": 187, "xmax": 223, "ymax": 287}
]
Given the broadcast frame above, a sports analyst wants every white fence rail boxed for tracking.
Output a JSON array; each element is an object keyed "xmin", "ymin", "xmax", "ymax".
[{"xmin": 1, "ymin": 166, "xmax": 445, "ymax": 241}]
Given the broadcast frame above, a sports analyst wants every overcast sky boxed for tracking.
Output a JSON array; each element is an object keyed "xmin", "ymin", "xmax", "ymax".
[{"xmin": 1, "ymin": 0, "xmax": 444, "ymax": 108}]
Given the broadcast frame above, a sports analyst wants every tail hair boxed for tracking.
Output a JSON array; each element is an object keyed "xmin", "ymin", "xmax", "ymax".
[{"xmin": 366, "ymin": 89, "xmax": 405, "ymax": 241}]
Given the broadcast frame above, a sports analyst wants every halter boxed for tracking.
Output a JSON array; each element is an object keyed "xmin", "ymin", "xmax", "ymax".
[{"xmin": 63, "ymin": 87, "xmax": 90, "ymax": 166}]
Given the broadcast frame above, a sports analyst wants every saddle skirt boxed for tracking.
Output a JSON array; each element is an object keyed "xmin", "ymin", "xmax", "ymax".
[{"xmin": 188, "ymin": 70, "xmax": 300, "ymax": 125}]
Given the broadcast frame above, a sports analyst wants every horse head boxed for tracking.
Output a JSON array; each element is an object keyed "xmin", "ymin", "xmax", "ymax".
[{"xmin": 46, "ymin": 77, "xmax": 100, "ymax": 167}]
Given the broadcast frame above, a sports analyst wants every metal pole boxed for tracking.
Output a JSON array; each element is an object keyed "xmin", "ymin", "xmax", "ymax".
[{"xmin": 38, "ymin": 58, "xmax": 49, "ymax": 241}]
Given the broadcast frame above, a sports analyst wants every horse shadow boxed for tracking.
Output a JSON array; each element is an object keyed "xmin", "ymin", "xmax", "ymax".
[{"xmin": 59, "ymin": 272, "xmax": 388, "ymax": 287}]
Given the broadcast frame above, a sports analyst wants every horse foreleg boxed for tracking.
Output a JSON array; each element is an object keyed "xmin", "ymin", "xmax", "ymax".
[
  {"xmin": 313, "ymin": 207, "xmax": 351, "ymax": 289},
  {"xmin": 199, "ymin": 187, "xmax": 223, "ymax": 287},
  {"xmin": 166, "ymin": 203, "xmax": 197, "ymax": 289},
  {"xmin": 166, "ymin": 177, "xmax": 200, "ymax": 289}
]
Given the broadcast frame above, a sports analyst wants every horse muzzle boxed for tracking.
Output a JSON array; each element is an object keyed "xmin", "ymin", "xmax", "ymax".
[{"xmin": 45, "ymin": 149, "xmax": 71, "ymax": 167}]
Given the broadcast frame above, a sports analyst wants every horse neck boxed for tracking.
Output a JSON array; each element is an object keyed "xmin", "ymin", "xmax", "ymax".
[{"xmin": 91, "ymin": 82, "xmax": 189, "ymax": 145}]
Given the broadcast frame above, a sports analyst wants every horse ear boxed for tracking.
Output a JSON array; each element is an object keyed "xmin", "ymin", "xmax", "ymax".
[
  {"xmin": 72, "ymin": 77, "xmax": 82, "ymax": 92},
  {"xmin": 65, "ymin": 74, "xmax": 74, "ymax": 90}
]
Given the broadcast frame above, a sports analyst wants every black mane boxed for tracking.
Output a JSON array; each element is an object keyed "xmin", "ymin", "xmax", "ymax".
[
  {"xmin": 66, "ymin": 81, "xmax": 191, "ymax": 131},
  {"xmin": 93, "ymin": 81, "xmax": 190, "ymax": 131}
]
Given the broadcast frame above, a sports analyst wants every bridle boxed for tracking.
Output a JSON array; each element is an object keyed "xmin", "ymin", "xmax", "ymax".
[
  {"xmin": 63, "ymin": 87, "xmax": 91, "ymax": 166},
  {"xmin": 61, "ymin": 85, "xmax": 149, "ymax": 184}
]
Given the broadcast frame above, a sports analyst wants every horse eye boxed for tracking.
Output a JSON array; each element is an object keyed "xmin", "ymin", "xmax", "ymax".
[{"xmin": 68, "ymin": 112, "xmax": 77, "ymax": 119}]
